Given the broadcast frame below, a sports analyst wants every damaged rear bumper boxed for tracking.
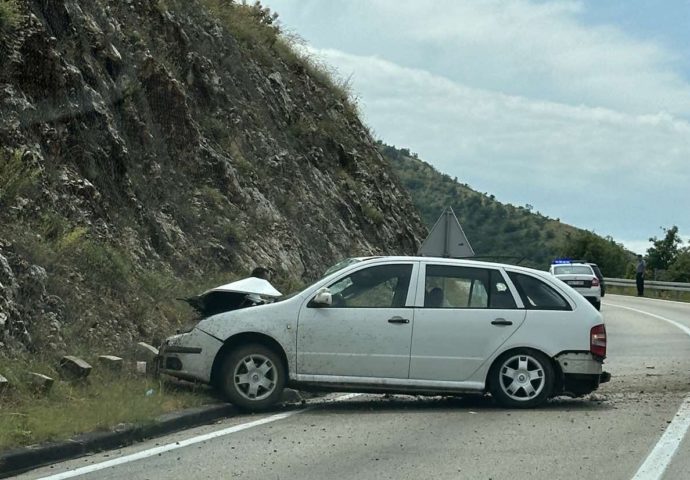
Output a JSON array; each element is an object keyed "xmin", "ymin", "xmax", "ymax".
[{"xmin": 554, "ymin": 352, "xmax": 610, "ymax": 396}]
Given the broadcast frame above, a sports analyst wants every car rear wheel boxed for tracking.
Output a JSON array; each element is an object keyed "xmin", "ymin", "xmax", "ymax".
[
  {"xmin": 220, "ymin": 344, "xmax": 286, "ymax": 411},
  {"xmin": 593, "ymin": 300, "xmax": 601, "ymax": 310},
  {"xmin": 489, "ymin": 349, "xmax": 554, "ymax": 408}
]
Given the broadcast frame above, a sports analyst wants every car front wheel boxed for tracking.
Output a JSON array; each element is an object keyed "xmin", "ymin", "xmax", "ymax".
[
  {"xmin": 220, "ymin": 344, "xmax": 286, "ymax": 411},
  {"xmin": 489, "ymin": 349, "xmax": 554, "ymax": 408}
]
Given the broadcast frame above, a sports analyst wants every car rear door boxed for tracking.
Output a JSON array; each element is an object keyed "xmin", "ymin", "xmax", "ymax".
[
  {"xmin": 409, "ymin": 263, "xmax": 526, "ymax": 382},
  {"xmin": 296, "ymin": 262, "xmax": 418, "ymax": 379}
]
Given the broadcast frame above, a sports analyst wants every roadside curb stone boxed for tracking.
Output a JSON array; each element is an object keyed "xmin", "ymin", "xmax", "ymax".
[
  {"xmin": 0, "ymin": 403, "xmax": 238, "ymax": 478},
  {"xmin": 135, "ymin": 342, "xmax": 159, "ymax": 363},
  {"xmin": 58, "ymin": 356, "xmax": 92, "ymax": 380},
  {"xmin": 98, "ymin": 355, "xmax": 124, "ymax": 372},
  {"xmin": 27, "ymin": 372, "xmax": 54, "ymax": 394}
]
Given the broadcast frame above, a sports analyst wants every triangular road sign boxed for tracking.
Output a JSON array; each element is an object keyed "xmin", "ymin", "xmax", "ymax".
[{"xmin": 418, "ymin": 207, "xmax": 475, "ymax": 258}]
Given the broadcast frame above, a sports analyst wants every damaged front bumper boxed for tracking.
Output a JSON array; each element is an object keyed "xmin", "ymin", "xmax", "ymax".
[{"xmin": 157, "ymin": 328, "xmax": 223, "ymax": 384}]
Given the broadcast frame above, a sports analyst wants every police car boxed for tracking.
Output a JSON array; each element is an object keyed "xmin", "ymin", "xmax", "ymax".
[{"xmin": 549, "ymin": 260, "xmax": 601, "ymax": 310}]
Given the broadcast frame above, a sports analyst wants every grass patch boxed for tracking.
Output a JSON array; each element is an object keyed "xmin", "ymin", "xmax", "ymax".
[
  {"xmin": 606, "ymin": 286, "xmax": 690, "ymax": 303},
  {"xmin": 0, "ymin": 357, "xmax": 217, "ymax": 450}
]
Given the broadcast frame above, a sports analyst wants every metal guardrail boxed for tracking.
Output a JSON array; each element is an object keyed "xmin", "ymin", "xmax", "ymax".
[{"xmin": 604, "ymin": 278, "xmax": 690, "ymax": 293}]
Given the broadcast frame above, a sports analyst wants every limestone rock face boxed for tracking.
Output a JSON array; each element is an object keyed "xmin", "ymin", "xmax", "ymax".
[{"xmin": 0, "ymin": 1, "xmax": 426, "ymax": 354}]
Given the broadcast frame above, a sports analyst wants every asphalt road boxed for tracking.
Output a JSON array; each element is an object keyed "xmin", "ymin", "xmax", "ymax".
[{"xmin": 19, "ymin": 294, "xmax": 690, "ymax": 480}]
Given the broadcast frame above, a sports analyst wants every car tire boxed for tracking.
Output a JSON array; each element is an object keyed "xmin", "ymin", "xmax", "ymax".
[
  {"xmin": 593, "ymin": 300, "xmax": 601, "ymax": 311},
  {"xmin": 219, "ymin": 344, "xmax": 286, "ymax": 411},
  {"xmin": 489, "ymin": 349, "xmax": 554, "ymax": 408}
]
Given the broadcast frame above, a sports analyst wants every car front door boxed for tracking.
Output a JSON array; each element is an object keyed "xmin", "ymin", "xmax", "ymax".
[
  {"xmin": 297, "ymin": 262, "xmax": 418, "ymax": 379},
  {"xmin": 410, "ymin": 264, "xmax": 526, "ymax": 382}
]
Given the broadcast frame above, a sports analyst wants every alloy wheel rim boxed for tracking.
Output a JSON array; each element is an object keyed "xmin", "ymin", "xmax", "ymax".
[
  {"xmin": 233, "ymin": 353, "xmax": 276, "ymax": 401},
  {"xmin": 498, "ymin": 354, "xmax": 545, "ymax": 401}
]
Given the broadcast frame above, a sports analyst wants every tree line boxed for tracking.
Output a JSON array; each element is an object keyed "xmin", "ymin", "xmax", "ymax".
[{"xmin": 644, "ymin": 226, "xmax": 689, "ymax": 282}]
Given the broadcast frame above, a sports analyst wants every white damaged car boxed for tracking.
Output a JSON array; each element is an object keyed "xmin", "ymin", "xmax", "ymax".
[{"xmin": 159, "ymin": 256, "xmax": 609, "ymax": 410}]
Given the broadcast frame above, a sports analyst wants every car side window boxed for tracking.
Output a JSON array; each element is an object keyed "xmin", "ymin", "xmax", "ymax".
[
  {"xmin": 326, "ymin": 264, "xmax": 413, "ymax": 308},
  {"xmin": 424, "ymin": 265, "xmax": 515, "ymax": 309},
  {"xmin": 507, "ymin": 272, "xmax": 571, "ymax": 311}
]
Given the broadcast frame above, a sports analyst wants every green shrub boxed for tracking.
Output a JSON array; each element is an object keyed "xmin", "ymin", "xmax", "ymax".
[
  {"xmin": 79, "ymin": 240, "xmax": 132, "ymax": 293},
  {"xmin": 0, "ymin": 0, "xmax": 21, "ymax": 32},
  {"xmin": 199, "ymin": 0, "xmax": 279, "ymax": 47},
  {"xmin": 0, "ymin": 355, "xmax": 213, "ymax": 450},
  {"xmin": 362, "ymin": 203, "xmax": 384, "ymax": 225},
  {"xmin": 0, "ymin": 149, "xmax": 41, "ymax": 207}
]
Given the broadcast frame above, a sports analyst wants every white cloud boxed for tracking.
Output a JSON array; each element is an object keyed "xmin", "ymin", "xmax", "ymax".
[
  {"xmin": 268, "ymin": 0, "xmax": 690, "ymax": 243},
  {"xmin": 273, "ymin": 0, "xmax": 690, "ymax": 117},
  {"xmin": 310, "ymin": 48, "xmax": 690, "ymax": 241}
]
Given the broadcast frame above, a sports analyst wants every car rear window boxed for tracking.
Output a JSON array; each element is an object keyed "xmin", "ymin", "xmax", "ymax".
[
  {"xmin": 508, "ymin": 272, "xmax": 572, "ymax": 311},
  {"xmin": 553, "ymin": 265, "xmax": 593, "ymax": 275}
]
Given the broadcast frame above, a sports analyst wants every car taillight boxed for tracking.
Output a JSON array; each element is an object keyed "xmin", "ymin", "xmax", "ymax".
[
  {"xmin": 590, "ymin": 324, "xmax": 606, "ymax": 358},
  {"xmin": 591, "ymin": 276, "xmax": 600, "ymax": 287}
]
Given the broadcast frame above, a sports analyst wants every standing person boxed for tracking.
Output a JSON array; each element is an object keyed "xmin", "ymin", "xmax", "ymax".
[{"xmin": 635, "ymin": 255, "xmax": 646, "ymax": 296}]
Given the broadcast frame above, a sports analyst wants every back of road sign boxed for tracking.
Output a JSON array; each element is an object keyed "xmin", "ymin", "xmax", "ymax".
[{"xmin": 418, "ymin": 207, "xmax": 475, "ymax": 258}]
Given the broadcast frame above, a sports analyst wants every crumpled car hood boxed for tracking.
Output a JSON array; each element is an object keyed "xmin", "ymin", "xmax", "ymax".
[
  {"xmin": 184, "ymin": 277, "xmax": 283, "ymax": 317},
  {"xmin": 203, "ymin": 277, "xmax": 282, "ymax": 297}
]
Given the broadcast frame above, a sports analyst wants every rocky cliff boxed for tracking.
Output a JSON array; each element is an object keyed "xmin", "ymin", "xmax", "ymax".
[{"xmin": 0, "ymin": 0, "xmax": 426, "ymax": 354}]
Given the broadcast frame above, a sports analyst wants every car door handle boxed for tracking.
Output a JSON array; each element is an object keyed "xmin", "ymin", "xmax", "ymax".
[
  {"xmin": 491, "ymin": 318, "xmax": 513, "ymax": 326},
  {"xmin": 388, "ymin": 316, "xmax": 410, "ymax": 324}
]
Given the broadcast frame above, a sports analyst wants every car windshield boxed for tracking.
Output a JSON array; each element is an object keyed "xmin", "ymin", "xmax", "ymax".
[
  {"xmin": 273, "ymin": 258, "xmax": 367, "ymax": 302},
  {"xmin": 554, "ymin": 265, "xmax": 593, "ymax": 275},
  {"xmin": 323, "ymin": 257, "xmax": 365, "ymax": 276}
]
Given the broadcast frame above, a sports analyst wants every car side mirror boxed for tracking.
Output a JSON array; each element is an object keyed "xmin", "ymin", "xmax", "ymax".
[{"xmin": 310, "ymin": 288, "xmax": 332, "ymax": 307}]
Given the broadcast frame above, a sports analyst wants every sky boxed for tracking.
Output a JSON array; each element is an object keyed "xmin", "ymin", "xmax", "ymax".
[{"xmin": 263, "ymin": 0, "xmax": 690, "ymax": 254}]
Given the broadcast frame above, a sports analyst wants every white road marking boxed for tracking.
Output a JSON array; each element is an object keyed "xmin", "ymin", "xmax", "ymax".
[
  {"xmin": 37, "ymin": 393, "xmax": 361, "ymax": 480},
  {"xmin": 605, "ymin": 302, "xmax": 690, "ymax": 480},
  {"xmin": 631, "ymin": 397, "xmax": 690, "ymax": 480},
  {"xmin": 605, "ymin": 302, "xmax": 690, "ymax": 336},
  {"xmin": 36, "ymin": 412, "xmax": 297, "ymax": 480}
]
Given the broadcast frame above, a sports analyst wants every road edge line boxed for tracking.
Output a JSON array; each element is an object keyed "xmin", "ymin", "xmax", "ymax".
[
  {"xmin": 604, "ymin": 302, "xmax": 690, "ymax": 480},
  {"xmin": 35, "ymin": 410, "xmax": 300, "ymax": 480},
  {"xmin": 604, "ymin": 302, "xmax": 690, "ymax": 336},
  {"xmin": 631, "ymin": 397, "xmax": 690, "ymax": 480},
  {"xmin": 33, "ymin": 393, "xmax": 360, "ymax": 480}
]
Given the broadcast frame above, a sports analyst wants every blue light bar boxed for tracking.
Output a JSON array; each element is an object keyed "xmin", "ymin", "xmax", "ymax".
[{"xmin": 552, "ymin": 259, "xmax": 573, "ymax": 264}]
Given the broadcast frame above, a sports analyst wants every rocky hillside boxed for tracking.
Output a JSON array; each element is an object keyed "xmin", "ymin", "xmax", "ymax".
[{"xmin": 0, "ymin": 0, "xmax": 426, "ymax": 355}]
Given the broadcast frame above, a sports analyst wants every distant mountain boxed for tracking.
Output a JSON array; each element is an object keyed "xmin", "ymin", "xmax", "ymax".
[{"xmin": 381, "ymin": 142, "xmax": 628, "ymax": 271}]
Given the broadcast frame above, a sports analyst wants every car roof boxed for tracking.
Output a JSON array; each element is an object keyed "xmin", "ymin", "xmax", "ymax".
[{"xmin": 353, "ymin": 256, "xmax": 549, "ymax": 276}]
